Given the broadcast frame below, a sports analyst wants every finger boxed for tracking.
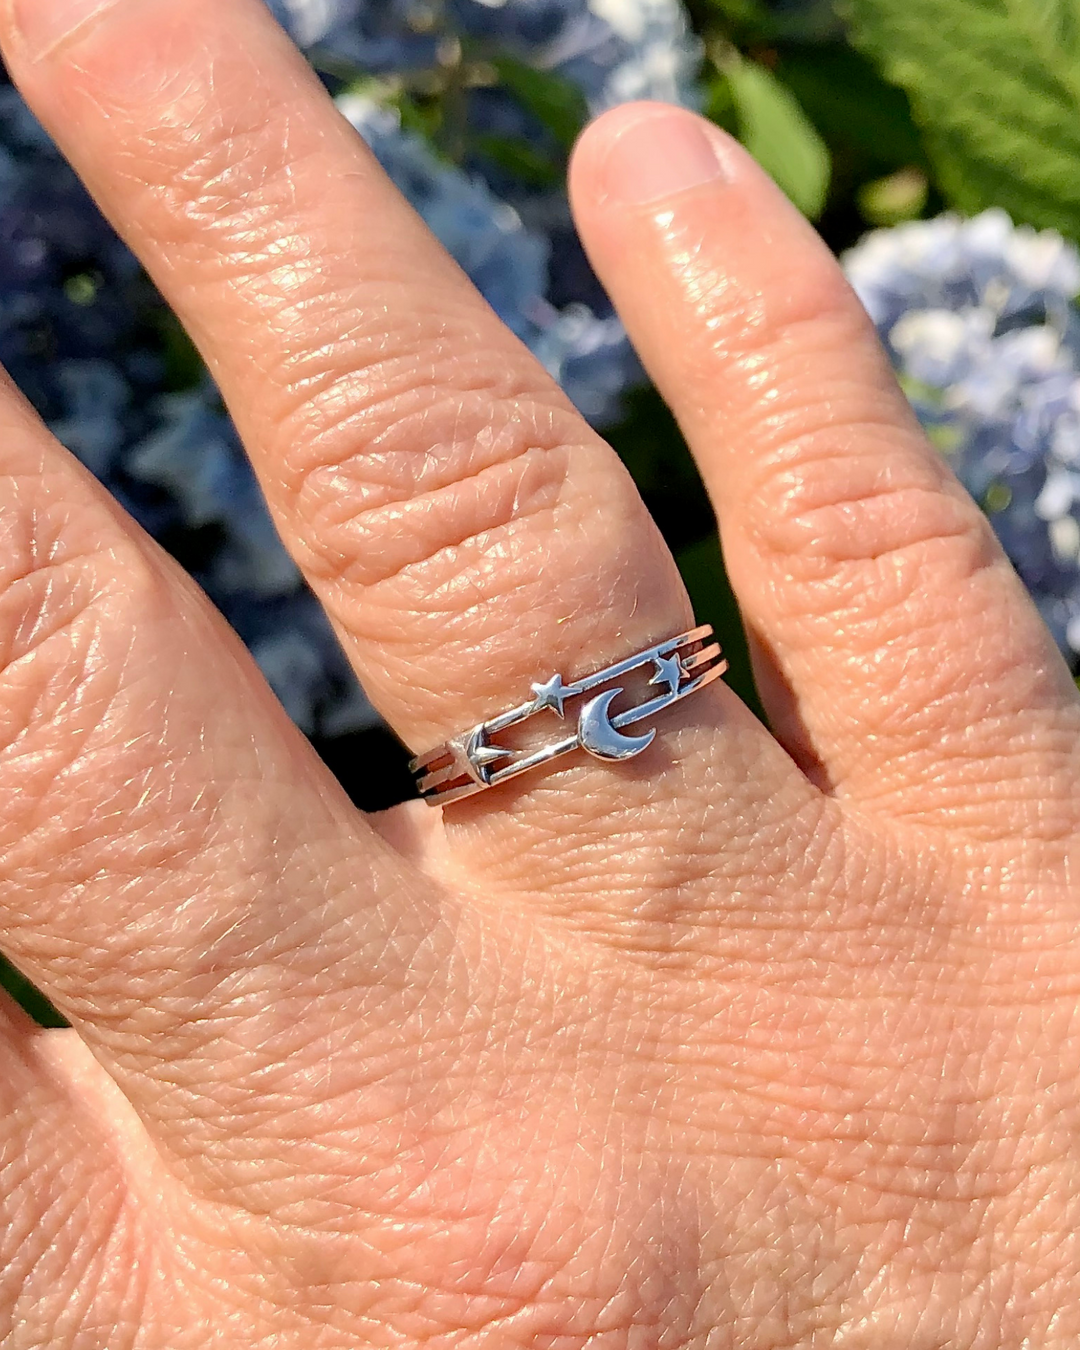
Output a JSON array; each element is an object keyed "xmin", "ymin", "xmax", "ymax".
[
  {"xmin": 0, "ymin": 1002, "xmax": 141, "ymax": 1343},
  {"xmin": 0, "ymin": 0, "xmax": 821, "ymax": 903},
  {"xmin": 569, "ymin": 104, "xmax": 1080, "ymax": 839},
  {"xmin": 0, "ymin": 373, "xmax": 456, "ymax": 1212}
]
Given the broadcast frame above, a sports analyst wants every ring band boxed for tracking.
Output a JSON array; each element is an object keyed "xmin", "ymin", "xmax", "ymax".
[{"xmin": 411, "ymin": 624, "xmax": 727, "ymax": 806}]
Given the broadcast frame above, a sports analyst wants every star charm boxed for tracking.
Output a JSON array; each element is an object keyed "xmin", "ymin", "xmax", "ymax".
[
  {"xmin": 451, "ymin": 729, "xmax": 513, "ymax": 785},
  {"xmin": 530, "ymin": 672, "xmax": 571, "ymax": 717},
  {"xmin": 650, "ymin": 653, "xmax": 683, "ymax": 695}
]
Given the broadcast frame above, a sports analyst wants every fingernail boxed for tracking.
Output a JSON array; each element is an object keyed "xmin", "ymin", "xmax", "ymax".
[
  {"xmin": 9, "ymin": 0, "xmax": 121, "ymax": 60},
  {"xmin": 600, "ymin": 109, "xmax": 729, "ymax": 206}
]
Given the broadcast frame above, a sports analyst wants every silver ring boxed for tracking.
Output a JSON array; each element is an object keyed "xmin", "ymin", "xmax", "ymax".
[{"xmin": 411, "ymin": 624, "xmax": 727, "ymax": 806}]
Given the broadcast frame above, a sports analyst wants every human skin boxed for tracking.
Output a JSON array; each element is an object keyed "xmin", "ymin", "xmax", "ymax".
[{"xmin": 1, "ymin": 1, "xmax": 1080, "ymax": 1347}]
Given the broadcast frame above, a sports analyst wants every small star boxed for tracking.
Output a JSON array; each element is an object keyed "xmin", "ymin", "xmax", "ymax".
[
  {"xmin": 451, "ymin": 730, "xmax": 513, "ymax": 785},
  {"xmin": 530, "ymin": 672, "xmax": 571, "ymax": 717},
  {"xmin": 469, "ymin": 742, "xmax": 510, "ymax": 769},
  {"xmin": 650, "ymin": 653, "xmax": 683, "ymax": 695}
]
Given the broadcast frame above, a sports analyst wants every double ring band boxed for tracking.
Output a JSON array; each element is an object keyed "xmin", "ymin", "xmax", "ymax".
[{"xmin": 411, "ymin": 625, "xmax": 727, "ymax": 806}]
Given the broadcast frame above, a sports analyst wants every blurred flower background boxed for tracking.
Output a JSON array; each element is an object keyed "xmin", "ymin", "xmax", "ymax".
[{"xmin": 3, "ymin": 0, "xmax": 1080, "ymax": 815}]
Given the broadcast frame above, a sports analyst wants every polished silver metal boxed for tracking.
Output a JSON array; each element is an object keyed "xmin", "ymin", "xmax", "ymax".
[{"xmin": 411, "ymin": 625, "xmax": 727, "ymax": 806}]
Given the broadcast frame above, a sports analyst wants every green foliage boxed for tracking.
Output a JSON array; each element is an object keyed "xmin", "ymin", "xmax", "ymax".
[
  {"xmin": 775, "ymin": 44, "xmax": 925, "ymax": 181},
  {"xmin": 473, "ymin": 133, "xmax": 563, "ymax": 186},
  {"xmin": 393, "ymin": 88, "xmax": 447, "ymax": 145},
  {"xmin": 845, "ymin": 0, "xmax": 1080, "ymax": 237},
  {"xmin": 341, "ymin": 51, "xmax": 587, "ymax": 172},
  {"xmin": 1002, "ymin": 0, "xmax": 1080, "ymax": 66},
  {"xmin": 155, "ymin": 310, "xmax": 206, "ymax": 393},
  {"xmin": 485, "ymin": 56, "xmax": 589, "ymax": 152},
  {"xmin": 696, "ymin": 0, "xmax": 843, "ymax": 42},
  {"xmin": 710, "ymin": 47, "xmax": 832, "ymax": 217}
]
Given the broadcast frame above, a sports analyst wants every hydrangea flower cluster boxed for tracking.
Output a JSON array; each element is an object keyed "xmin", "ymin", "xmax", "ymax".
[
  {"xmin": 337, "ymin": 93, "xmax": 637, "ymax": 422},
  {"xmin": 843, "ymin": 209, "xmax": 1080, "ymax": 668},
  {"xmin": 272, "ymin": 0, "xmax": 699, "ymax": 111},
  {"xmin": 0, "ymin": 0, "xmax": 700, "ymax": 738},
  {"xmin": 0, "ymin": 79, "xmax": 371, "ymax": 737}
]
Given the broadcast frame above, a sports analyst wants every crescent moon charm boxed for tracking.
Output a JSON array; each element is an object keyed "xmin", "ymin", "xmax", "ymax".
[
  {"xmin": 576, "ymin": 688, "xmax": 657, "ymax": 761},
  {"xmin": 412, "ymin": 625, "xmax": 727, "ymax": 804}
]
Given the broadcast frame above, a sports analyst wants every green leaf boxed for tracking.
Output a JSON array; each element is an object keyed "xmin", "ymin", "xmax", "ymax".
[
  {"xmin": 393, "ymin": 91, "xmax": 445, "ymax": 148},
  {"xmin": 473, "ymin": 133, "xmax": 562, "ymax": 187},
  {"xmin": 1002, "ymin": 0, "xmax": 1080, "ymax": 63},
  {"xmin": 486, "ymin": 55, "xmax": 589, "ymax": 152},
  {"xmin": 695, "ymin": 0, "xmax": 843, "ymax": 41},
  {"xmin": 776, "ymin": 45, "xmax": 926, "ymax": 177},
  {"xmin": 154, "ymin": 309, "xmax": 206, "ymax": 393},
  {"xmin": 717, "ymin": 53, "xmax": 832, "ymax": 218},
  {"xmin": 845, "ymin": 0, "xmax": 1080, "ymax": 237},
  {"xmin": 702, "ymin": 66, "xmax": 740, "ymax": 137}
]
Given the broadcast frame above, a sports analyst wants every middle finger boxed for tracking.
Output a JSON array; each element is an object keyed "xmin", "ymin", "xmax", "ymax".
[{"xmin": 0, "ymin": 0, "xmax": 820, "ymax": 907}]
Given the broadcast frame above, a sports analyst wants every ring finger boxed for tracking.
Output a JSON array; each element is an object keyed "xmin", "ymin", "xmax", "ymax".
[{"xmin": 0, "ymin": 0, "xmax": 818, "ymax": 913}]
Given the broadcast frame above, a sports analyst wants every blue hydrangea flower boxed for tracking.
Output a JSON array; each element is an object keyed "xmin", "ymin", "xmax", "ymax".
[
  {"xmin": 843, "ymin": 208, "xmax": 1080, "ymax": 665},
  {"xmin": 273, "ymin": 0, "xmax": 700, "ymax": 111},
  {"xmin": 0, "ymin": 80, "xmax": 375, "ymax": 737},
  {"xmin": 267, "ymin": 0, "xmax": 364, "ymax": 48},
  {"xmin": 338, "ymin": 94, "xmax": 642, "ymax": 421},
  {"xmin": 302, "ymin": 0, "xmax": 700, "ymax": 405},
  {"xmin": 513, "ymin": 0, "xmax": 701, "ymax": 111}
]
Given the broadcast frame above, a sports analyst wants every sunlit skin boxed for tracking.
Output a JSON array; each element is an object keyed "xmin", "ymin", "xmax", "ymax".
[{"xmin": 2, "ymin": 0, "xmax": 1080, "ymax": 1346}]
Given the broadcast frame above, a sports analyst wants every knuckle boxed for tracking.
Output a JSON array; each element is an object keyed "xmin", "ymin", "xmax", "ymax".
[
  {"xmin": 739, "ymin": 401, "xmax": 998, "ymax": 629},
  {"xmin": 267, "ymin": 339, "xmax": 586, "ymax": 597},
  {"xmin": 748, "ymin": 434, "xmax": 983, "ymax": 568},
  {"xmin": 685, "ymin": 225, "xmax": 887, "ymax": 396},
  {"xmin": 129, "ymin": 61, "xmax": 314, "ymax": 256},
  {"xmin": 700, "ymin": 275, "xmax": 997, "ymax": 610}
]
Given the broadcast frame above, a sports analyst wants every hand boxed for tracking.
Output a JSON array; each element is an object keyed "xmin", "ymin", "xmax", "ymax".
[{"xmin": 2, "ymin": 1, "xmax": 1080, "ymax": 1346}]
